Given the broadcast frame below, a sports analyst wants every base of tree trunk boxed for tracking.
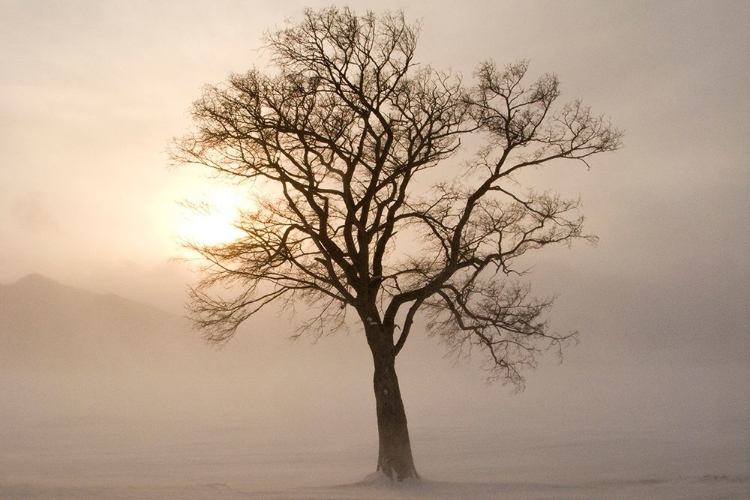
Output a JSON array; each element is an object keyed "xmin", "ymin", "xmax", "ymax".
[
  {"xmin": 377, "ymin": 461, "xmax": 420, "ymax": 482},
  {"xmin": 376, "ymin": 427, "xmax": 420, "ymax": 481},
  {"xmin": 360, "ymin": 470, "xmax": 420, "ymax": 485}
]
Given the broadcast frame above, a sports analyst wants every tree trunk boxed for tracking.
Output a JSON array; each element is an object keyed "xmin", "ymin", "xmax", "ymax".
[{"xmin": 370, "ymin": 342, "xmax": 419, "ymax": 481}]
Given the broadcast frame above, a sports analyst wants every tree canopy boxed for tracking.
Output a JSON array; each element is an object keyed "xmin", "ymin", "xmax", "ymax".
[{"xmin": 173, "ymin": 7, "xmax": 621, "ymax": 386}]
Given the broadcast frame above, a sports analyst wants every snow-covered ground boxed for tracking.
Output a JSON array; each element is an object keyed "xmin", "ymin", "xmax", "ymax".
[
  {"xmin": 1, "ymin": 414, "xmax": 747, "ymax": 500},
  {"xmin": 2, "ymin": 477, "xmax": 747, "ymax": 500}
]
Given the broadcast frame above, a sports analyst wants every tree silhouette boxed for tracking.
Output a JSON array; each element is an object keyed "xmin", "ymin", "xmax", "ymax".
[{"xmin": 171, "ymin": 7, "xmax": 621, "ymax": 481}]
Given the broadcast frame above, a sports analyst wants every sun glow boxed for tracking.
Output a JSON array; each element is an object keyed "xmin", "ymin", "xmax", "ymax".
[{"xmin": 178, "ymin": 188, "xmax": 249, "ymax": 247}]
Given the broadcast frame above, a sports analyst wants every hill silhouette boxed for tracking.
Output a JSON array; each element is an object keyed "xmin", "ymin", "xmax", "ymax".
[
  {"xmin": 0, "ymin": 274, "xmax": 357, "ymax": 427},
  {"xmin": 0, "ymin": 274, "xmax": 224, "ymax": 420},
  {"xmin": 0, "ymin": 274, "xmax": 189, "ymax": 371}
]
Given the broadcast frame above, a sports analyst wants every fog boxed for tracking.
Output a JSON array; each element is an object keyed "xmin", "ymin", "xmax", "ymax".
[
  {"xmin": 1, "ymin": 1, "xmax": 749, "ymax": 499},
  {"xmin": 2, "ymin": 274, "xmax": 747, "ymax": 498}
]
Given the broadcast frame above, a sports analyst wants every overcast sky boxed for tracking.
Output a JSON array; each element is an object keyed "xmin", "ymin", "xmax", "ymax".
[{"xmin": 1, "ymin": 0, "xmax": 748, "ymax": 374}]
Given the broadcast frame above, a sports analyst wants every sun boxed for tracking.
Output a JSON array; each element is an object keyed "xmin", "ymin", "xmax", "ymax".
[{"xmin": 178, "ymin": 187, "xmax": 248, "ymax": 247}]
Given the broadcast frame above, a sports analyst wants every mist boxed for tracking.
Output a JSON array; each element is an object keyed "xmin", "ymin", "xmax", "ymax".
[
  {"xmin": 1, "ymin": 1, "xmax": 749, "ymax": 499},
  {"xmin": 2, "ymin": 269, "xmax": 746, "ymax": 498}
]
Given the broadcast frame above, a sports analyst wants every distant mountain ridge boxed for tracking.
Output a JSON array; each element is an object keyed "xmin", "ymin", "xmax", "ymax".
[
  {"xmin": 0, "ymin": 273, "xmax": 190, "ymax": 372},
  {"xmin": 2, "ymin": 273, "xmax": 178, "ymax": 320},
  {"xmin": 0, "ymin": 273, "xmax": 319, "ymax": 422},
  {"xmin": 0, "ymin": 273, "xmax": 224, "ymax": 419}
]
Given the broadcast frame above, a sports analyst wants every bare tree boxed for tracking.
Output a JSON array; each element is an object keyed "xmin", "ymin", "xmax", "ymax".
[{"xmin": 171, "ymin": 7, "xmax": 621, "ymax": 481}]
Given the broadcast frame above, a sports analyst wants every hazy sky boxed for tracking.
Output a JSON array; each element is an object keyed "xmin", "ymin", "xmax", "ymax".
[{"xmin": 1, "ymin": 0, "xmax": 748, "ymax": 368}]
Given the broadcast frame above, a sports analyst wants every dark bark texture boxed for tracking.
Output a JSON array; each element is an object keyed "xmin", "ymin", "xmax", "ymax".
[{"xmin": 368, "ymin": 327, "xmax": 418, "ymax": 480}]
